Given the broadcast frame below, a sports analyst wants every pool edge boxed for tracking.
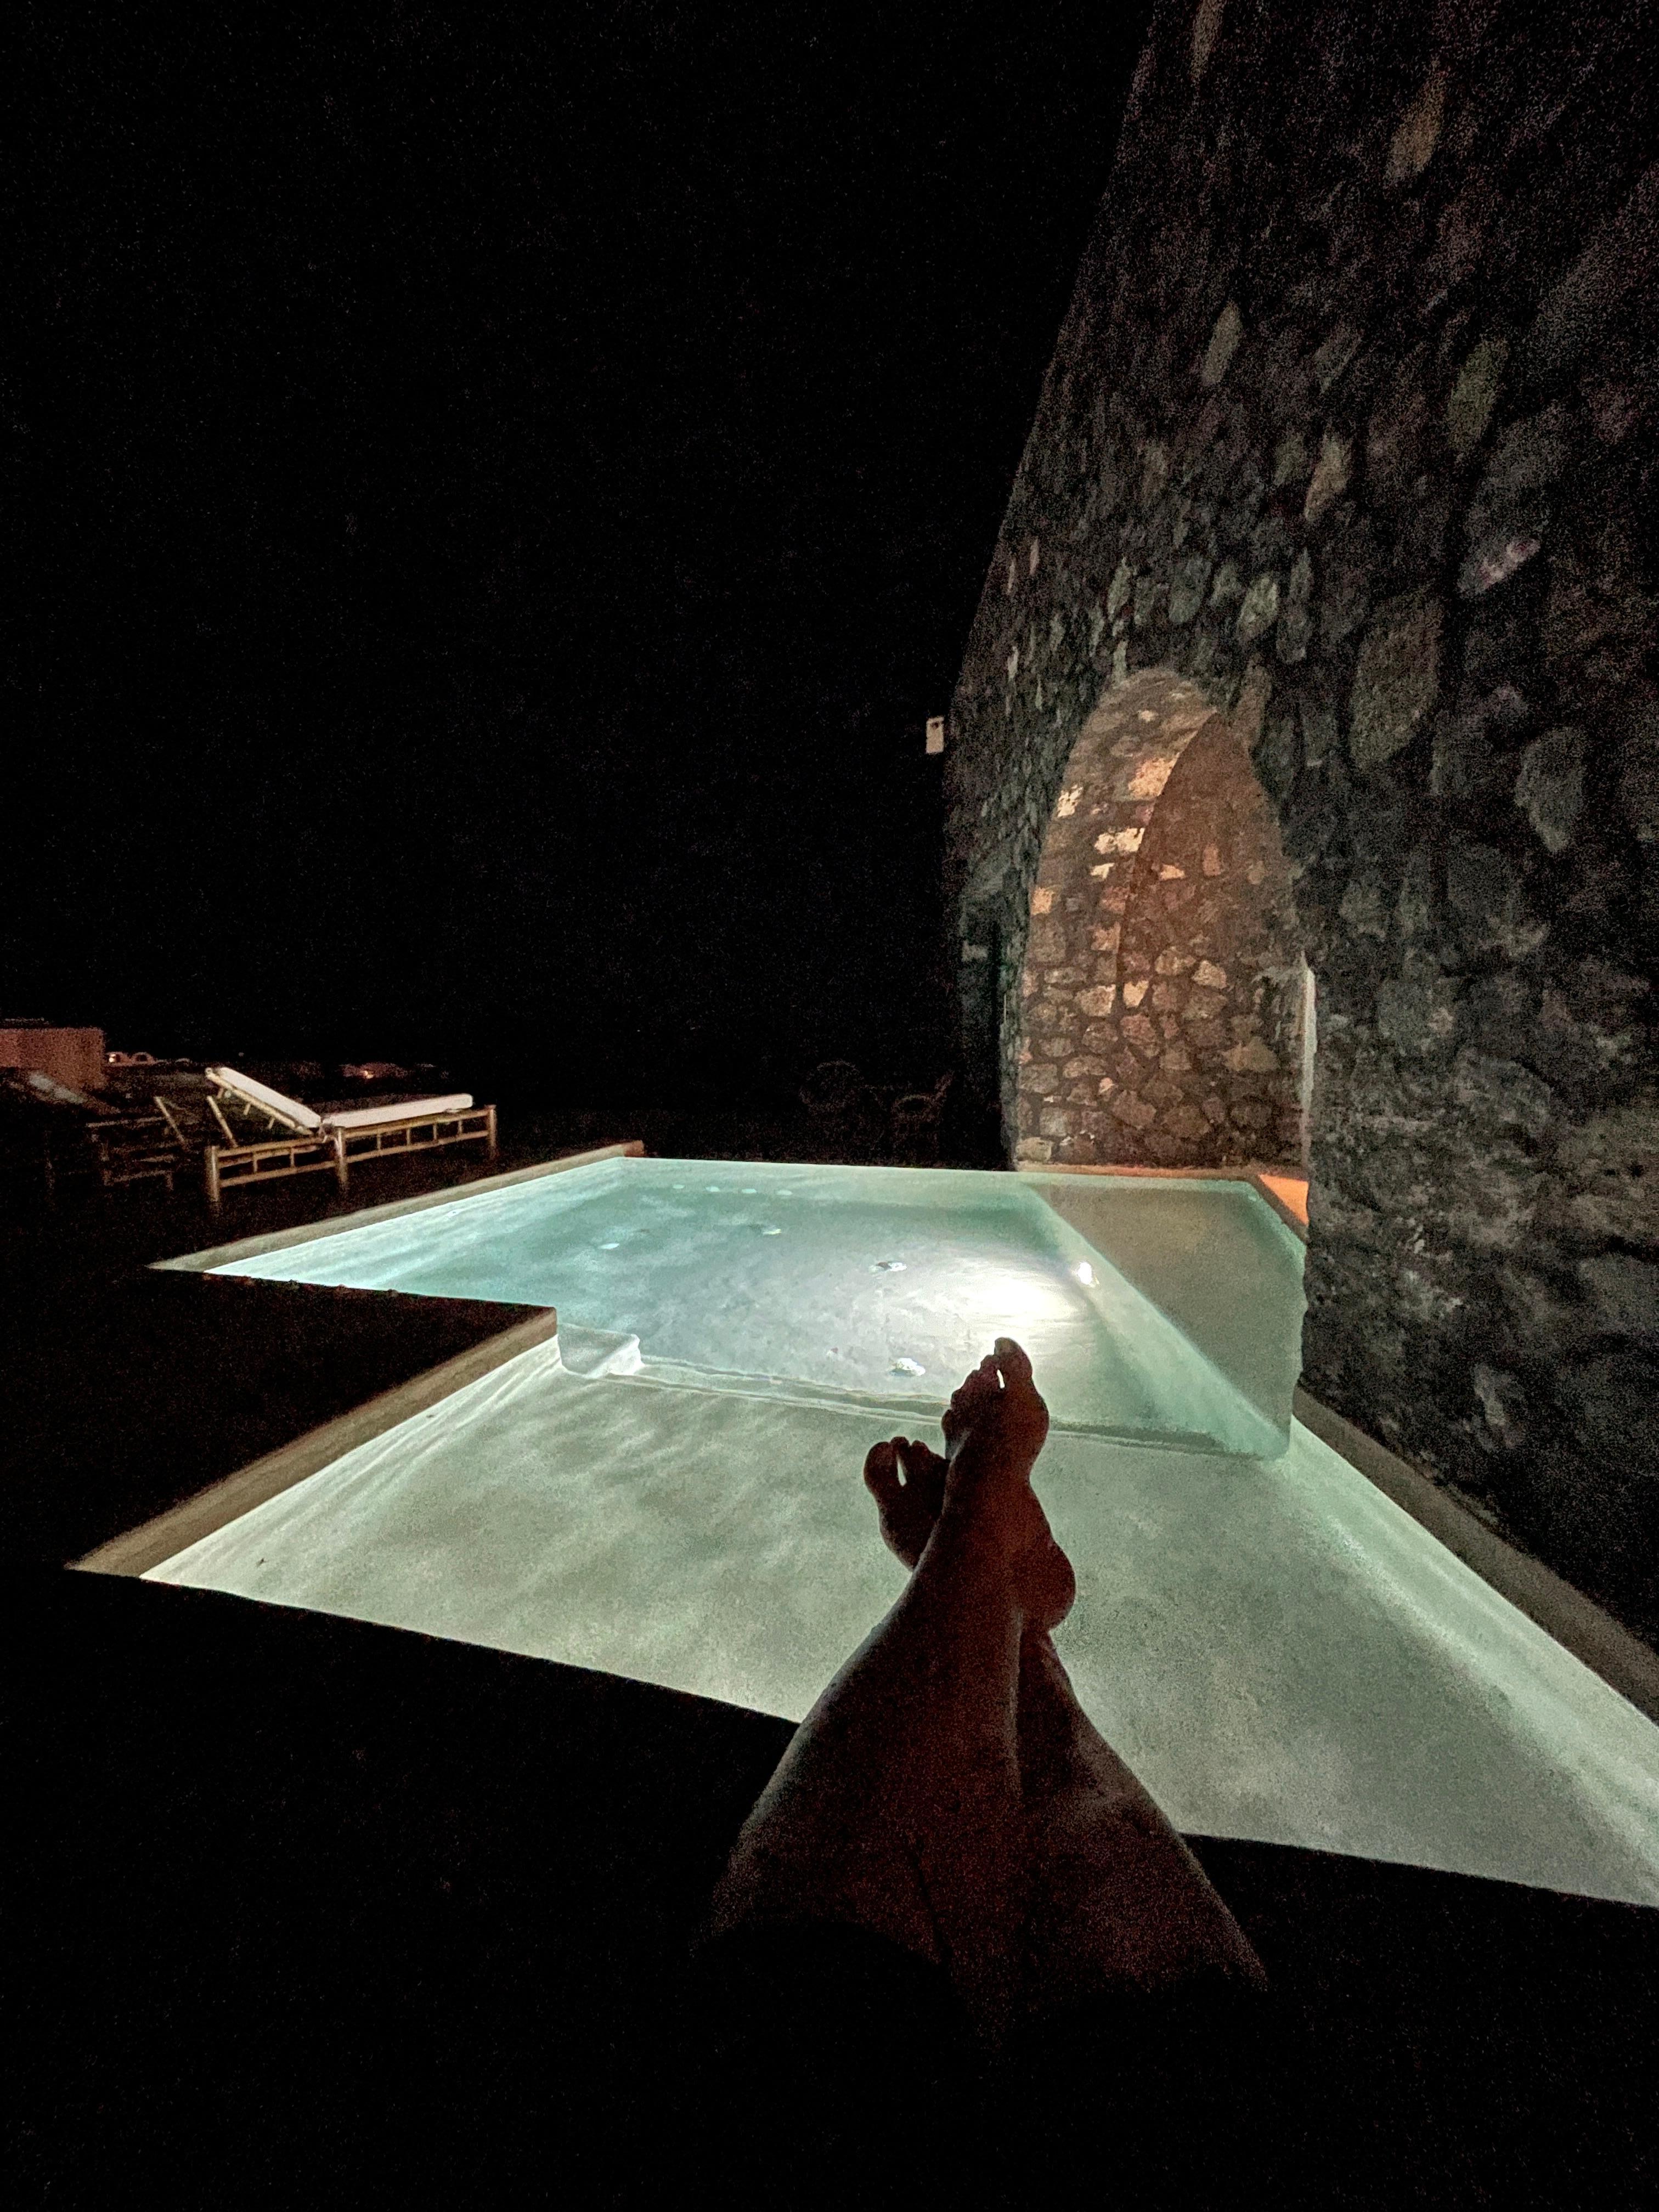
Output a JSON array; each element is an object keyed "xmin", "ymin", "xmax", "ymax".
[
  {"xmin": 1295, "ymin": 1386, "xmax": 1659, "ymax": 1728},
  {"xmin": 152, "ymin": 1139, "xmax": 648, "ymax": 1275},
  {"xmin": 1018, "ymin": 1158, "xmax": 1310, "ymax": 1243}
]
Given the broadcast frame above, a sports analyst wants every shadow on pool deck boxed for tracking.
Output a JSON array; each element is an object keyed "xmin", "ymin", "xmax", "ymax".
[{"xmin": 14, "ymin": 1573, "xmax": 1658, "ymax": 2208}]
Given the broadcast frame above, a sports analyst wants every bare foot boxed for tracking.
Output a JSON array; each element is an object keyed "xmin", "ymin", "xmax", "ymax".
[
  {"xmin": 864, "ymin": 1339, "xmax": 1075, "ymax": 1630},
  {"xmin": 862, "ymin": 1435, "xmax": 946, "ymax": 1571}
]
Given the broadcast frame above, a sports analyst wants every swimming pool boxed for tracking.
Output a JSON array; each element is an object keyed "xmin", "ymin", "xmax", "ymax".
[
  {"xmin": 204, "ymin": 1156, "xmax": 1306, "ymax": 1457},
  {"xmin": 128, "ymin": 1152, "xmax": 1659, "ymax": 1910}
]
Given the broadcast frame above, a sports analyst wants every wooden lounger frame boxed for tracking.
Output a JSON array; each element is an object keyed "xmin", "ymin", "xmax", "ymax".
[
  {"xmin": 84, "ymin": 1113, "xmax": 185, "ymax": 1194},
  {"xmin": 205, "ymin": 1130, "xmax": 346, "ymax": 1205},
  {"xmin": 333, "ymin": 1103, "xmax": 497, "ymax": 1171},
  {"xmin": 204, "ymin": 1102, "xmax": 498, "ymax": 1206}
]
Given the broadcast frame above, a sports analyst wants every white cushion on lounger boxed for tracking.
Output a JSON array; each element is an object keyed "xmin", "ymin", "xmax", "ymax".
[
  {"xmin": 205, "ymin": 1066, "xmax": 324, "ymax": 1133},
  {"xmin": 322, "ymin": 1094, "xmax": 473, "ymax": 1131}
]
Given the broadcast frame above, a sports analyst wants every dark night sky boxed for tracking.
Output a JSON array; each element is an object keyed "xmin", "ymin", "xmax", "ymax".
[{"xmin": 10, "ymin": 2, "xmax": 1151, "ymax": 1102}]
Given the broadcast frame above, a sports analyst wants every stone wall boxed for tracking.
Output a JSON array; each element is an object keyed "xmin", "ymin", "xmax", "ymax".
[
  {"xmin": 943, "ymin": 0, "xmax": 1659, "ymax": 1639},
  {"xmin": 1015, "ymin": 669, "xmax": 1308, "ymax": 1166}
]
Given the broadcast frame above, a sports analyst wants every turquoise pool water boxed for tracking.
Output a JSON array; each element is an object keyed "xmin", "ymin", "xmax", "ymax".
[{"xmin": 212, "ymin": 1159, "xmax": 1302, "ymax": 1456}]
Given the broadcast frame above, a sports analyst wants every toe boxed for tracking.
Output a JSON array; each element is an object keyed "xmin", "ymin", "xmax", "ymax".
[
  {"xmin": 863, "ymin": 1439, "xmax": 902, "ymax": 1513},
  {"xmin": 992, "ymin": 1337, "xmax": 1032, "ymax": 1386},
  {"xmin": 951, "ymin": 1361, "xmax": 1000, "ymax": 1413},
  {"xmin": 896, "ymin": 1437, "xmax": 947, "ymax": 1516},
  {"xmin": 993, "ymin": 1338, "xmax": 1048, "ymax": 1435},
  {"xmin": 943, "ymin": 1359, "xmax": 1002, "ymax": 1459}
]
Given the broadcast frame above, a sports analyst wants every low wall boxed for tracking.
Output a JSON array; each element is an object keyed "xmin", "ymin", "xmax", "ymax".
[{"xmin": 0, "ymin": 1026, "xmax": 106, "ymax": 1093}]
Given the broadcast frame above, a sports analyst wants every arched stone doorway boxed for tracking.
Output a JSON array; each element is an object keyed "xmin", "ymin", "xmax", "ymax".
[{"xmin": 1014, "ymin": 669, "xmax": 1312, "ymax": 1169}]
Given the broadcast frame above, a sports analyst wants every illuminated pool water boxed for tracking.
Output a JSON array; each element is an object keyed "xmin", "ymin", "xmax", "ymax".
[{"xmin": 211, "ymin": 1158, "xmax": 1305, "ymax": 1457}]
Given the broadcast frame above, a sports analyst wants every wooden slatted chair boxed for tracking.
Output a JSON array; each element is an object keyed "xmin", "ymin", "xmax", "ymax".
[
  {"xmin": 799, "ymin": 1060, "xmax": 889, "ymax": 1163},
  {"xmin": 200, "ymin": 1066, "xmax": 497, "ymax": 1205}
]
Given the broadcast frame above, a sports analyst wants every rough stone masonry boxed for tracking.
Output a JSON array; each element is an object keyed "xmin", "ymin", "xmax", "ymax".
[
  {"xmin": 943, "ymin": 0, "xmax": 1659, "ymax": 1640},
  {"xmin": 1009, "ymin": 666, "xmax": 1310, "ymax": 1170}
]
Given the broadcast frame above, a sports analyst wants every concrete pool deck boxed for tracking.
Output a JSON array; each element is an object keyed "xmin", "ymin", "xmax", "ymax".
[{"xmin": 69, "ymin": 1147, "xmax": 1659, "ymax": 1914}]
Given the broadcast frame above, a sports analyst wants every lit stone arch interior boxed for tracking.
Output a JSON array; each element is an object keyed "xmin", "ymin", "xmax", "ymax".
[
  {"xmin": 1015, "ymin": 670, "xmax": 1214, "ymax": 1162},
  {"xmin": 1016, "ymin": 668, "xmax": 1309, "ymax": 1166}
]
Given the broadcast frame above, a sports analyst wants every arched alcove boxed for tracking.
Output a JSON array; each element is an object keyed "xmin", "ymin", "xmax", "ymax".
[
  {"xmin": 1119, "ymin": 706, "xmax": 1310, "ymax": 1163},
  {"xmin": 1014, "ymin": 667, "xmax": 1311, "ymax": 1169}
]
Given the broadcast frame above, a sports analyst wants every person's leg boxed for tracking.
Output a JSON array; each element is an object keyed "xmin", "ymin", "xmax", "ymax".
[
  {"xmin": 1013, "ymin": 1625, "xmax": 1266, "ymax": 2010},
  {"xmin": 698, "ymin": 1341, "xmax": 1057, "ymax": 2042},
  {"xmin": 862, "ymin": 1394, "xmax": 1265, "ymax": 2019}
]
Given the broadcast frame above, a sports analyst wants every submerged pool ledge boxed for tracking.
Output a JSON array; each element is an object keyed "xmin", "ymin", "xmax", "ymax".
[
  {"xmin": 1294, "ymin": 1388, "xmax": 1659, "ymax": 1730},
  {"xmin": 115, "ymin": 1353, "xmax": 1659, "ymax": 1908},
  {"xmin": 1018, "ymin": 1158, "xmax": 1310, "ymax": 1242}
]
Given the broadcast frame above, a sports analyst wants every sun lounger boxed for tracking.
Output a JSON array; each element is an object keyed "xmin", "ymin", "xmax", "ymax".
[
  {"xmin": 2, "ymin": 1069, "xmax": 182, "ymax": 1199},
  {"xmin": 199, "ymin": 1066, "xmax": 497, "ymax": 1205}
]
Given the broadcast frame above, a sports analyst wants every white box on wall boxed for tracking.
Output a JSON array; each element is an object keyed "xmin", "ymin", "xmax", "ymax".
[{"xmin": 925, "ymin": 716, "xmax": 945, "ymax": 754}]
